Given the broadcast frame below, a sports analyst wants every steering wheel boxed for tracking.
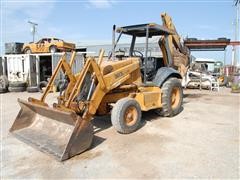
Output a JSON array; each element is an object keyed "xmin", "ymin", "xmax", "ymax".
[
  {"xmin": 133, "ymin": 50, "xmax": 144, "ymax": 58},
  {"xmin": 108, "ymin": 49, "xmax": 126, "ymax": 59}
]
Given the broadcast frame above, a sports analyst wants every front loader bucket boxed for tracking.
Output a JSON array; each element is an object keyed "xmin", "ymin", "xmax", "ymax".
[{"xmin": 10, "ymin": 99, "xmax": 93, "ymax": 161}]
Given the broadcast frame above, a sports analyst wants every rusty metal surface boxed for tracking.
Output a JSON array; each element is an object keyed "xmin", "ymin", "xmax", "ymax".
[
  {"xmin": 10, "ymin": 99, "xmax": 93, "ymax": 161},
  {"xmin": 184, "ymin": 39, "xmax": 240, "ymax": 51}
]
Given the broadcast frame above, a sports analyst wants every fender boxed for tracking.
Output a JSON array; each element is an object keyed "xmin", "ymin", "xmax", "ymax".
[{"xmin": 153, "ymin": 67, "xmax": 182, "ymax": 87}]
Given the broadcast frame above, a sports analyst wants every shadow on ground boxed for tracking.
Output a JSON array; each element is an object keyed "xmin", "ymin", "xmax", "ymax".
[
  {"xmin": 87, "ymin": 116, "xmax": 112, "ymax": 150},
  {"xmin": 87, "ymin": 103, "xmax": 185, "ymax": 150},
  {"xmin": 183, "ymin": 93, "xmax": 206, "ymax": 99}
]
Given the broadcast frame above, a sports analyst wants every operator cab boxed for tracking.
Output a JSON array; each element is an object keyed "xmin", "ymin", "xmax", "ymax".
[{"xmin": 111, "ymin": 23, "xmax": 174, "ymax": 82}]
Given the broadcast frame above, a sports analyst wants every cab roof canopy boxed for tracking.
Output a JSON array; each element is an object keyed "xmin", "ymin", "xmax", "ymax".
[{"xmin": 116, "ymin": 23, "xmax": 175, "ymax": 37}]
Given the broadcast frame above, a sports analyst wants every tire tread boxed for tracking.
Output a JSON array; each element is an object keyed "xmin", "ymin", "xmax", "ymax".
[
  {"xmin": 156, "ymin": 78, "xmax": 183, "ymax": 117},
  {"xmin": 111, "ymin": 98, "xmax": 142, "ymax": 134}
]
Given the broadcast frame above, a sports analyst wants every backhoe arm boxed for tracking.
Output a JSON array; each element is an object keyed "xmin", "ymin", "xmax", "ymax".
[
  {"xmin": 160, "ymin": 12, "xmax": 190, "ymax": 77},
  {"xmin": 161, "ymin": 12, "xmax": 188, "ymax": 55}
]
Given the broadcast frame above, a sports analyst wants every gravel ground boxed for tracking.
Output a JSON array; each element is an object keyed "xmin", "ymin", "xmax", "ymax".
[{"xmin": 1, "ymin": 88, "xmax": 239, "ymax": 179}]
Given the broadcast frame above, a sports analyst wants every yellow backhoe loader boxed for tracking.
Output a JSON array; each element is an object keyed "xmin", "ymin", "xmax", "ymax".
[{"xmin": 10, "ymin": 16, "xmax": 184, "ymax": 161}]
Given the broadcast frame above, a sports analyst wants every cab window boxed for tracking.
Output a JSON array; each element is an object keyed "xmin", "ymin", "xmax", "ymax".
[
  {"xmin": 46, "ymin": 38, "xmax": 51, "ymax": 43},
  {"xmin": 53, "ymin": 38, "xmax": 62, "ymax": 42},
  {"xmin": 37, "ymin": 39, "xmax": 44, "ymax": 44}
]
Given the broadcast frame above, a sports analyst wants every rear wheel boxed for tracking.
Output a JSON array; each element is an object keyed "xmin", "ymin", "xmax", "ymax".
[
  {"xmin": 111, "ymin": 98, "xmax": 142, "ymax": 134},
  {"xmin": 24, "ymin": 48, "xmax": 31, "ymax": 54},
  {"xmin": 155, "ymin": 78, "xmax": 183, "ymax": 117}
]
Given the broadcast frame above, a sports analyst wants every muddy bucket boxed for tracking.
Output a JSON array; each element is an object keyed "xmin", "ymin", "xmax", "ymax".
[{"xmin": 10, "ymin": 99, "xmax": 93, "ymax": 161}]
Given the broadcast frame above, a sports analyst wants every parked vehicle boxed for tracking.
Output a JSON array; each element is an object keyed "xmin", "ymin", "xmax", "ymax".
[
  {"xmin": 185, "ymin": 62, "xmax": 219, "ymax": 90},
  {"xmin": 22, "ymin": 38, "xmax": 76, "ymax": 54}
]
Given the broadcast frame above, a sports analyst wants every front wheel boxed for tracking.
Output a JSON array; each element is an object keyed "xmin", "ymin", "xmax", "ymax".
[
  {"xmin": 49, "ymin": 46, "xmax": 57, "ymax": 53},
  {"xmin": 111, "ymin": 98, "xmax": 142, "ymax": 134},
  {"xmin": 155, "ymin": 78, "xmax": 183, "ymax": 117}
]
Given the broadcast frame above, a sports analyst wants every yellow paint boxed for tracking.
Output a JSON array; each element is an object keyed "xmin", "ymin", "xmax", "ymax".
[{"xmin": 22, "ymin": 37, "xmax": 75, "ymax": 53}]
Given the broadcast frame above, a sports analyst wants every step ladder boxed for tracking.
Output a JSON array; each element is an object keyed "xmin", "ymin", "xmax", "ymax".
[{"xmin": 210, "ymin": 77, "xmax": 219, "ymax": 91}]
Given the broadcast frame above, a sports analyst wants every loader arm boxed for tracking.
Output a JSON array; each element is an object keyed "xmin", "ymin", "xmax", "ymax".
[
  {"xmin": 87, "ymin": 58, "xmax": 140, "ymax": 116},
  {"xmin": 65, "ymin": 56, "xmax": 141, "ymax": 120}
]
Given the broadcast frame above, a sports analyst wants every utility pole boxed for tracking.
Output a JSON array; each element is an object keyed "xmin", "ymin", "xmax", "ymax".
[
  {"xmin": 233, "ymin": 0, "xmax": 239, "ymax": 65},
  {"xmin": 28, "ymin": 21, "xmax": 38, "ymax": 42}
]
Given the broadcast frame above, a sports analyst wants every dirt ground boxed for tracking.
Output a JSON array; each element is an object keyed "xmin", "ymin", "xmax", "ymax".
[{"xmin": 0, "ymin": 88, "xmax": 239, "ymax": 179}]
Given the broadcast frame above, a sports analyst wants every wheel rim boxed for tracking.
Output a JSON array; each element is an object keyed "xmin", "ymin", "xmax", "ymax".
[
  {"xmin": 26, "ymin": 49, "xmax": 30, "ymax": 54},
  {"xmin": 171, "ymin": 87, "xmax": 180, "ymax": 109},
  {"xmin": 124, "ymin": 106, "xmax": 138, "ymax": 126}
]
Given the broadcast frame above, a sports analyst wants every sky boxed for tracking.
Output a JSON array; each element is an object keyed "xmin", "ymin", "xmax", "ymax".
[{"xmin": 0, "ymin": 0, "xmax": 239, "ymax": 64}]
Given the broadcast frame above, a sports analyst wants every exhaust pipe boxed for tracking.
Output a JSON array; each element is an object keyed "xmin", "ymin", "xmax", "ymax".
[{"xmin": 112, "ymin": 24, "xmax": 116, "ymax": 60}]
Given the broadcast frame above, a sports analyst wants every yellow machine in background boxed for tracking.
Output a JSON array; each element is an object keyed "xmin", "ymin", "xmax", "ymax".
[
  {"xmin": 22, "ymin": 37, "xmax": 75, "ymax": 54},
  {"xmin": 10, "ymin": 14, "xmax": 184, "ymax": 161}
]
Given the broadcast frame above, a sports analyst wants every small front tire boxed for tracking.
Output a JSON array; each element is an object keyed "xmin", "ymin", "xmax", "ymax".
[{"xmin": 111, "ymin": 98, "xmax": 142, "ymax": 134}]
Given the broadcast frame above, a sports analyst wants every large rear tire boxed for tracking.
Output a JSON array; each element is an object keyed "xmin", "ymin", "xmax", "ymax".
[
  {"xmin": 111, "ymin": 98, "xmax": 142, "ymax": 134},
  {"xmin": 155, "ymin": 78, "xmax": 183, "ymax": 117}
]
